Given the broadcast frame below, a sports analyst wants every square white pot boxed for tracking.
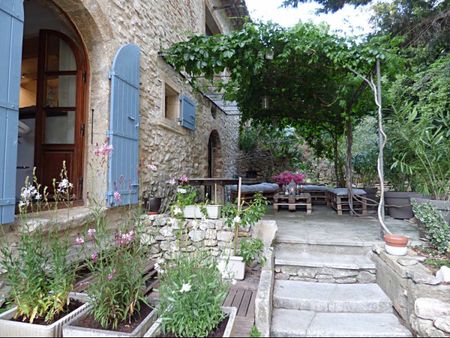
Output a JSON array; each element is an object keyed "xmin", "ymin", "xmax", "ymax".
[
  {"xmin": 0, "ymin": 292, "xmax": 89, "ymax": 337},
  {"xmin": 183, "ymin": 205, "xmax": 198, "ymax": 219},
  {"xmin": 144, "ymin": 306, "xmax": 237, "ymax": 337},
  {"xmin": 205, "ymin": 205, "xmax": 221, "ymax": 219},
  {"xmin": 218, "ymin": 256, "xmax": 246, "ymax": 280},
  {"xmin": 63, "ymin": 304, "xmax": 158, "ymax": 337},
  {"xmin": 183, "ymin": 205, "xmax": 222, "ymax": 219}
]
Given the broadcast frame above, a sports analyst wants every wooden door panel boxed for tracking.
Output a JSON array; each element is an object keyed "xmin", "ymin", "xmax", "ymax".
[{"xmin": 40, "ymin": 148, "xmax": 74, "ymax": 194}]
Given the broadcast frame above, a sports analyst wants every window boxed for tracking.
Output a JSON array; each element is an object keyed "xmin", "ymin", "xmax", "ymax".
[
  {"xmin": 164, "ymin": 83, "xmax": 179, "ymax": 122},
  {"xmin": 205, "ymin": 5, "xmax": 220, "ymax": 36}
]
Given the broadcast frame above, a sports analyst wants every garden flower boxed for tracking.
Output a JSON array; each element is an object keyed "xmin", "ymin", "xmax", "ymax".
[
  {"xmin": 180, "ymin": 282, "xmax": 192, "ymax": 293},
  {"xmin": 233, "ymin": 216, "xmax": 241, "ymax": 224},
  {"xmin": 177, "ymin": 188, "xmax": 187, "ymax": 194},
  {"xmin": 166, "ymin": 178, "xmax": 176, "ymax": 185},
  {"xmin": 179, "ymin": 174, "xmax": 188, "ymax": 183},
  {"xmin": 94, "ymin": 141, "xmax": 114, "ymax": 157},
  {"xmin": 91, "ymin": 251, "xmax": 98, "ymax": 262},
  {"xmin": 107, "ymin": 269, "xmax": 116, "ymax": 281},
  {"xmin": 75, "ymin": 235, "xmax": 84, "ymax": 245},
  {"xmin": 147, "ymin": 164, "xmax": 157, "ymax": 171},
  {"xmin": 114, "ymin": 191, "xmax": 121, "ymax": 202},
  {"xmin": 87, "ymin": 228, "xmax": 96, "ymax": 238},
  {"xmin": 173, "ymin": 206, "xmax": 182, "ymax": 215},
  {"xmin": 58, "ymin": 178, "xmax": 73, "ymax": 192}
]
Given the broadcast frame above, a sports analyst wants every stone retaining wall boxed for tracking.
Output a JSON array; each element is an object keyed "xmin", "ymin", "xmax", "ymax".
[{"xmin": 373, "ymin": 247, "xmax": 450, "ymax": 336}]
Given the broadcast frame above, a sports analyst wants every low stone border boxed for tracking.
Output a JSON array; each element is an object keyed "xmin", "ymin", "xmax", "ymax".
[
  {"xmin": 373, "ymin": 246, "xmax": 450, "ymax": 336},
  {"xmin": 274, "ymin": 266, "xmax": 376, "ymax": 284}
]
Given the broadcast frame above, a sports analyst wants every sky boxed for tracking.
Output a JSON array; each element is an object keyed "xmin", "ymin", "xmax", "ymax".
[{"xmin": 245, "ymin": 0, "xmax": 377, "ymax": 37}]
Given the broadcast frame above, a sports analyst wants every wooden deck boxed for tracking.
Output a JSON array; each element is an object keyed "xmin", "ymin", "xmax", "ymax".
[{"xmin": 223, "ymin": 287, "xmax": 256, "ymax": 336}]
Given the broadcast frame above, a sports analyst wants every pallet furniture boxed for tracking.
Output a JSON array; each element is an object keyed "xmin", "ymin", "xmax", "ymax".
[
  {"xmin": 230, "ymin": 182, "xmax": 280, "ymax": 203},
  {"xmin": 273, "ymin": 192, "xmax": 312, "ymax": 214},
  {"xmin": 326, "ymin": 188, "xmax": 368, "ymax": 215},
  {"xmin": 298, "ymin": 184, "xmax": 328, "ymax": 205}
]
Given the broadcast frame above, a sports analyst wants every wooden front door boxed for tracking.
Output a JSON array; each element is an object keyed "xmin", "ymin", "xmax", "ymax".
[{"xmin": 35, "ymin": 30, "xmax": 86, "ymax": 199}]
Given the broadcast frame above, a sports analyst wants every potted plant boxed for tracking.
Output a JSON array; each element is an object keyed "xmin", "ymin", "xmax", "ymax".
[
  {"xmin": 219, "ymin": 192, "xmax": 268, "ymax": 280},
  {"xmin": 272, "ymin": 171, "xmax": 306, "ymax": 194},
  {"xmin": 238, "ymin": 238, "xmax": 266, "ymax": 269},
  {"xmin": 63, "ymin": 217, "xmax": 157, "ymax": 337},
  {"xmin": 171, "ymin": 176, "xmax": 221, "ymax": 219},
  {"xmin": 144, "ymin": 252, "xmax": 236, "ymax": 337},
  {"xmin": 383, "ymin": 233, "xmax": 409, "ymax": 256},
  {"xmin": 0, "ymin": 228, "xmax": 88, "ymax": 337}
]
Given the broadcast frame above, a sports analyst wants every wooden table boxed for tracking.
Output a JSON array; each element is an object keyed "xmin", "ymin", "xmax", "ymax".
[{"xmin": 273, "ymin": 192, "xmax": 312, "ymax": 214}]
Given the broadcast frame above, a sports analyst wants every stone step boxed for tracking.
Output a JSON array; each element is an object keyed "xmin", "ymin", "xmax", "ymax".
[
  {"xmin": 274, "ymin": 245, "xmax": 375, "ymax": 270},
  {"xmin": 271, "ymin": 309, "xmax": 412, "ymax": 337},
  {"xmin": 274, "ymin": 241, "xmax": 373, "ymax": 256},
  {"xmin": 274, "ymin": 280, "xmax": 392, "ymax": 313}
]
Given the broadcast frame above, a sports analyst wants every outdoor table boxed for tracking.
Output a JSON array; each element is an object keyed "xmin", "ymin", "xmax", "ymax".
[{"xmin": 273, "ymin": 192, "xmax": 312, "ymax": 214}]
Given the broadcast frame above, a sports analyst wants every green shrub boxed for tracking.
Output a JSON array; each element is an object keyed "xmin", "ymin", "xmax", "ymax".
[
  {"xmin": 412, "ymin": 200, "xmax": 450, "ymax": 254},
  {"xmin": 250, "ymin": 325, "xmax": 262, "ymax": 337},
  {"xmin": 157, "ymin": 252, "xmax": 229, "ymax": 337},
  {"xmin": 239, "ymin": 238, "xmax": 266, "ymax": 266}
]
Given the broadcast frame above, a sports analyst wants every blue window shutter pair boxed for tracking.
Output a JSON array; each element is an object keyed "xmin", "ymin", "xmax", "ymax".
[
  {"xmin": 180, "ymin": 95, "xmax": 196, "ymax": 131},
  {"xmin": 107, "ymin": 44, "xmax": 141, "ymax": 207},
  {"xmin": 0, "ymin": 0, "xmax": 24, "ymax": 224}
]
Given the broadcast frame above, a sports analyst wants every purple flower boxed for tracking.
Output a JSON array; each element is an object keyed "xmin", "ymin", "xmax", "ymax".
[
  {"xmin": 87, "ymin": 228, "xmax": 96, "ymax": 238},
  {"xmin": 179, "ymin": 174, "xmax": 188, "ymax": 183},
  {"xmin": 107, "ymin": 269, "xmax": 116, "ymax": 281},
  {"xmin": 91, "ymin": 251, "xmax": 98, "ymax": 263},
  {"xmin": 75, "ymin": 235, "xmax": 84, "ymax": 245},
  {"xmin": 113, "ymin": 191, "xmax": 121, "ymax": 202}
]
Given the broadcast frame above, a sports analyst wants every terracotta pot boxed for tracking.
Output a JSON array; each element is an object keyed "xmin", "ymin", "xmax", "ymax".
[{"xmin": 384, "ymin": 234, "xmax": 409, "ymax": 247}]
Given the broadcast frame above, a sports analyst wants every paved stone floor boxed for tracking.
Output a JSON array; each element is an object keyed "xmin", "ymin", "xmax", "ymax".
[{"xmin": 264, "ymin": 205, "xmax": 421, "ymax": 246}]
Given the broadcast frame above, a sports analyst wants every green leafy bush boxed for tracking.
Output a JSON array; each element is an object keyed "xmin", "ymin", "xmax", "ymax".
[
  {"xmin": 239, "ymin": 238, "xmax": 266, "ymax": 266},
  {"xmin": 157, "ymin": 252, "xmax": 229, "ymax": 337},
  {"xmin": 412, "ymin": 200, "xmax": 450, "ymax": 254},
  {"xmin": 77, "ymin": 214, "xmax": 149, "ymax": 330},
  {"xmin": 250, "ymin": 325, "xmax": 262, "ymax": 337},
  {"xmin": 1, "ymin": 230, "xmax": 75, "ymax": 324}
]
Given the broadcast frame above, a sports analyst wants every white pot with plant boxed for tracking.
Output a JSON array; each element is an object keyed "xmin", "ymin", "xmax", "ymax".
[
  {"xmin": 0, "ymin": 166, "xmax": 89, "ymax": 337},
  {"xmin": 171, "ymin": 175, "xmax": 221, "ymax": 220},
  {"xmin": 218, "ymin": 179, "xmax": 268, "ymax": 280},
  {"xmin": 63, "ymin": 215, "xmax": 157, "ymax": 337},
  {"xmin": 144, "ymin": 252, "xmax": 236, "ymax": 337}
]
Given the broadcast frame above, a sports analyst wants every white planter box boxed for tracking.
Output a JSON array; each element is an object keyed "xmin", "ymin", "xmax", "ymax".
[
  {"xmin": 63, "ymin": 305, "xmax": 157, "ymax": 337},
  {"xmin": 218, "ymin": 256, "xmax": 246, "ymax": 280},
  {"xmin": 183, "ymin": 205, "xmax": 221, "ymax": 219},
  {"xmin": 0, "ymin": 293, "xmax": 89, "ymax": 337},
  {"xmin": 385, "ymin": 244, "xmax": 408, "ymax": 256},
  {"xmin": 144, "ymin": 306, "xmax": 237, "ymax": 337}
]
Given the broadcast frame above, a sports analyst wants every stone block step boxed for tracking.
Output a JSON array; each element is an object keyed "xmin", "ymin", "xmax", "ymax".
[
  {"xmin": 271, "ymin": 309, "xmax": 411, "ymax": 337},
  {"xmin": 274, "ymin": 280, "xmax": 392, "ymax": 313},
  {"xmin": 275, "ymin": 241, "xmax": 373, "ymax": 256},
  {"xmin": 275, "ymin": 245, "xmax": 375, "ymax": 270}
]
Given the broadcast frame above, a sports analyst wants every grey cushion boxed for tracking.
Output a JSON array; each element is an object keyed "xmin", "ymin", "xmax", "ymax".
[
  {"xmin": 230, "ymin": 182, "xmax": 279, "ymax": 193},
  {"xmin": 330, "ymin": 188, "xmax": 366, "ymax": 196},
  {"xmin": 300, "ymin": 184, "xmax": 329, "ymax": 192}
]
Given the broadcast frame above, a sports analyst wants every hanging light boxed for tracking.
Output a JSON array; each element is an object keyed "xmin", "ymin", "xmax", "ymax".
[{"xmin": 261, "ymin": 95, "xmax": 270, "ymax": 110}]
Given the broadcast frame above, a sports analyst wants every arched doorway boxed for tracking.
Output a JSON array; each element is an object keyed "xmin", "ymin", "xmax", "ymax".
[
  {"xmin": 17, "ymin": 0, "xmax": 87, "ymax": 201},
  {"xmin": 207, "ymin": 130, "xmax": 223, "ymax": 201}
]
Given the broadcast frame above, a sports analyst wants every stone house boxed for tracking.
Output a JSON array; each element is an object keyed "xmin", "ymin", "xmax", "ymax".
[{"xmin": 0, "ymin": 0, "xmax": 248, "ymax": 225}]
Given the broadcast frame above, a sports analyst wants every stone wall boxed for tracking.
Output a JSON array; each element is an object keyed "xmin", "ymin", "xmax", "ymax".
[
  {"xmin": 373, "ymin": 247, "xmax": 450, "ymax": 336},
  {"xmin": 50, "ymin": 0, "xmax": 241, "ymax": 206},
  {"xmin": 139, "ymin": 214, "xmax": 250, "ymax": 260}
]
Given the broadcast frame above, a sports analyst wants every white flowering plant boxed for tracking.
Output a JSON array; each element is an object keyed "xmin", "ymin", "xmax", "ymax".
[
  {"xmin": 221, "ymin": 192, "xmax": 268, "ymax": 255},
  {"xmin": 157, "ymin": 252, "xmax": 229, "ymax": 337}
]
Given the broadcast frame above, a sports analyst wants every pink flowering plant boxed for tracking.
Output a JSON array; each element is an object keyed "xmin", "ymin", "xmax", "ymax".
[
  {"xmin": 76, "ymin": 216, "xmax": 149, "ymax": 330},
  {"xmin": 272, "ymin": 171, "xmax": 306, "ymax": 186}
]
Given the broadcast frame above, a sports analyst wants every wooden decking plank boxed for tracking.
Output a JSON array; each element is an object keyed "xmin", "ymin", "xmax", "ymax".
[
  {"xmin": 231, "ymin": 289, "xmax": 245, "ymax": 309},
  {"xmin": 237, "ymin": 290, "xmax": 253, "ymax": 317},
  {"xmin": 223, "ymin": 288, "xmax": 238, "ymax": 307},
  {"xmin": 247, "ymin": 290, "xmax": 256, "ymax": 318}
]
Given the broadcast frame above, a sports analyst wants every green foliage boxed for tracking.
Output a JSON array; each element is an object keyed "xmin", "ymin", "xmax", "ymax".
[
  {"xmin": 424, "ymin": 258, "xmax": 450, "ymax": 269},
  {"xmin": 239, "ymin": 238, "xmax": 266, "ymax": 266},
  {"xmin": 250, "ymin": 325, "xmax": 262, "ymax": 338},
  {"xmin": 282, "ymin": 0, "xmax": 371, "ymax": 13},
  {"xmin": 1, "ymin": 230, "xmax": 75, "ymax": 324},
  {"xmin": 412, "ymin": 200, "xmax": 450, "ymax": 255},
  {"xmin": 157, "ymin": 252, "xmax": 229, "ymax": 337},
  {"xmin": 78, "ymin": 212, "xmax": 149, "ymax": 330},
  {"xmin": 386, "ymin": 56, "xmax": 450, "ymax": 197},
  {"xmin": 239, "ymin": 126, "xmax": 258, "ymax": 153}
]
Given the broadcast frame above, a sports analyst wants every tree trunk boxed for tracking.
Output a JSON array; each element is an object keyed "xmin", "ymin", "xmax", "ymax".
[
  {"xmin": 345, "ymin": 117, "xmax": 354, "ymax": 215},
  {"xmin": 333, "ymin": 134, "xmax": 340, "ymax": 186}
]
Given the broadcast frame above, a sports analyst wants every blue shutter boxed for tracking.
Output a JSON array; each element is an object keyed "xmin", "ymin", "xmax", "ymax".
[
  {"xmin": 180, "ymin": 95, "xmax": 196, "ymax": 131},
  {"xmin": 0, "ymin": 1, "xmax": 23, "ymax": 224},
  {"xmin": 107, "ymin": 44, "xmax": 140, "ymax": 207}
]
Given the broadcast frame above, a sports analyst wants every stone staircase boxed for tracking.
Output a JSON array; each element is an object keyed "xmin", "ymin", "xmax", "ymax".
[{"xmin": 271, "ymin": 241, "xmax": 411, "ymax": 337}]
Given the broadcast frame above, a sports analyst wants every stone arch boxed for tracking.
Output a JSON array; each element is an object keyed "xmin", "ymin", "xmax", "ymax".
[{"xmin": 208, "ymin": 130, "xmax": 223, "ymax": 178}]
